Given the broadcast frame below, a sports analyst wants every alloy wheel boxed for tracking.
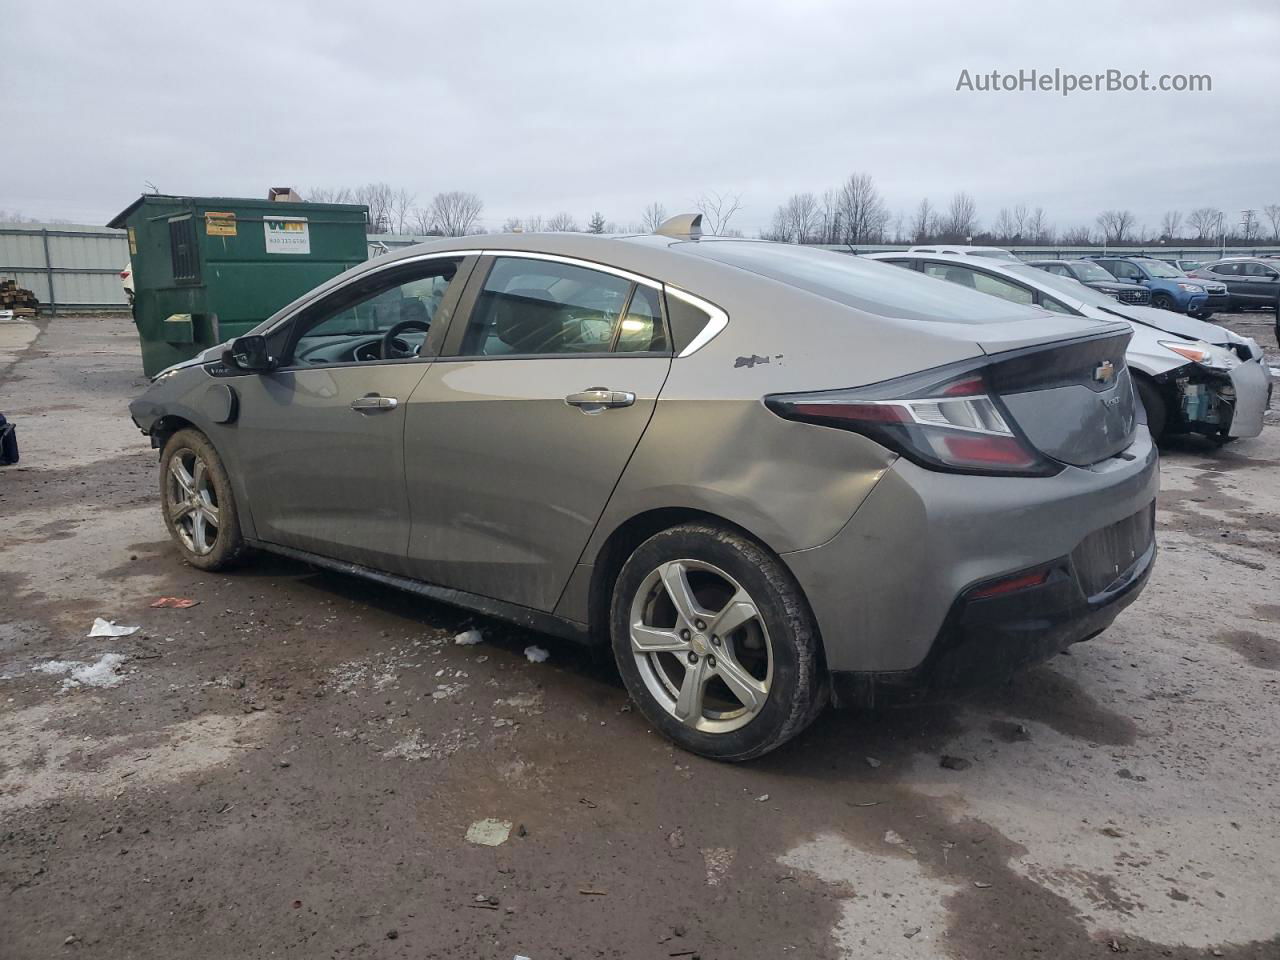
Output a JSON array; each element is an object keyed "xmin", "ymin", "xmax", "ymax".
[
  {"xmin": 165, "ymin": 448, "xmax": 220, "ymax": 555},
  {"xmin": 629, "ymin": 559, "xmax": 773, "ymax": 733}
]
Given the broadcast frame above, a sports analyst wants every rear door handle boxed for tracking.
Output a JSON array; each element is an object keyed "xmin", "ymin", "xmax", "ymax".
[
  {"xmin": 350, "ymin": 395, "xmax": 399, "ymax": 412},
  {"xmin": 564, "ymin": 387, "xmax": 636, "ymax": 411}
]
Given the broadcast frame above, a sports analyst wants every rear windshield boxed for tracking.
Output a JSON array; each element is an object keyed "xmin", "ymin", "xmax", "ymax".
[{"xmin": 684, "ymin": 242, "xmax": 1047, "ymax": 324}]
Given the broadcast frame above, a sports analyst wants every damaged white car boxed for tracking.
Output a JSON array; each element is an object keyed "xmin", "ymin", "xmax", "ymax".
[{"xmin": 868, "ymin": 252, "xmax": 1272, "ymax": 443}]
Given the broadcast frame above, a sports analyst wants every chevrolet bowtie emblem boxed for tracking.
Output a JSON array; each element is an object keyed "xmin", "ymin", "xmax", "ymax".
[{"xmin": 1093, "ymin": 360, "xmax": 1116, "ymax": 384}]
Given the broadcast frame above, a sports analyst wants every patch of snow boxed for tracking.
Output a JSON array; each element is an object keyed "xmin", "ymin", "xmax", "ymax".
[
  {"xmin": 454, "ymin": 628, "xmax": 484, "ymax": 646},
  {"xmin": 33, "ymin": 653, "xmax": 128, "ymax": 691},
  {"xmin": 523, "ymin": 645, "xmax": 550, "ymax": 663}
]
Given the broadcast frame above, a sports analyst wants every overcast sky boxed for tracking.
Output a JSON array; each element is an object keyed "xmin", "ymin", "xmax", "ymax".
[{"xmin": 4, "ymin": 0, "xmax": 1278, "ymax": 236}]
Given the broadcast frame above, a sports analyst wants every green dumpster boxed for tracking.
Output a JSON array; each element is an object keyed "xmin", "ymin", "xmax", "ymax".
[{"xmin": 107, "ymin": 194, "xmax": 369, "ymax": 377}]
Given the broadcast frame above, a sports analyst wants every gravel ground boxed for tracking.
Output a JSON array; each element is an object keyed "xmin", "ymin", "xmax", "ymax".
[{"xmin": 1, "ymin": 314, "xmax": 1277, "ymax": 960}]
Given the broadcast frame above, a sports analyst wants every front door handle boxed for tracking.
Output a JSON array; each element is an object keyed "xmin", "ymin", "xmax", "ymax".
[
  {"xmin": 350, "ymin": 395, "xmax": 399, "ymax": 412},
  {"xmin": 564, "ymin": 387, "xmax": 636, "ymax": 412}
]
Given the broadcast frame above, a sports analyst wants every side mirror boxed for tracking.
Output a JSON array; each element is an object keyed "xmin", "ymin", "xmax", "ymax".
[{"xmin": 223, "ymin": 335, "xmax": 276, "ymax": 372}]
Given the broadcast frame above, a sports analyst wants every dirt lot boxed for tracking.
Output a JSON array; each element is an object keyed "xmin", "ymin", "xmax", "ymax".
[{"xmin": 1, "ymin": 313, "xmax": 1278, "ymax": 960}]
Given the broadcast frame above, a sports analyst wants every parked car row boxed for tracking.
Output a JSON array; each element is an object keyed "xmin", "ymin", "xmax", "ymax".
[{"xmin": 867, "ymin": 251, "xmax": 1271, "ymax": 444}]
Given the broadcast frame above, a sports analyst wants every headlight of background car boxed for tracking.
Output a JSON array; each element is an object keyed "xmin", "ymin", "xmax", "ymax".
[
  {"xmin": 1159, "ymin": 340, "xmax": 1235, "ymax": 370},
  {"xmin": 1176, "ymin": 282, "xmax": 1205, "ymax": 293}
]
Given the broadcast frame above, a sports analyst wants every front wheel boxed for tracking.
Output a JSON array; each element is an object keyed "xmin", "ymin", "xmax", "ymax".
[
  {"xmin": 159, "ymin": 428, "xmax": 248, "ymax": 570},
  {"xmin": 1151, "ymin": 293, "xmax": 1175, "ymax": 312},
  {"xmin": 610, "ymin": 523, "xmax": 826, "ymax": 761}
]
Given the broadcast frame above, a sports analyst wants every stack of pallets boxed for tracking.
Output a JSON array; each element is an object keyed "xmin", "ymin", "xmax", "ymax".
[{"xmin": 0, "ymin": 279, "xmax": 39, "ymax": 315}]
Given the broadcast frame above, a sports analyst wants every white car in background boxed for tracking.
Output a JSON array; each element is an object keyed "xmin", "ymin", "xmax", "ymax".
[
  {"xmin": 906, "ymin": 244, "xmax": 1019, "ymax": 261},
  {"xmin": 120, "ymin": 263, "xmax": 134, "ymax": 305},
  {"xmin": 867, "ymin": 251, "xmax": 1271, "ymax": 443}
]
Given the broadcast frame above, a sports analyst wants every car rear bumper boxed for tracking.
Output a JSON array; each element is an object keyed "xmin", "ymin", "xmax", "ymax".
[
  {"xmin": 781, "ymin": 429, "xmax": 1159, "ymax": 683},
  {"xmin": 828, "ymin": 509, "xmax": 1154, "ymax": 705}
]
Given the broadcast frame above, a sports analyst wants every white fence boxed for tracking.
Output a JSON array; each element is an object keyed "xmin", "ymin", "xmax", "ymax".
[{"xmin": 0, "ymin": 223, "xmax": 131, "ymax": 313}]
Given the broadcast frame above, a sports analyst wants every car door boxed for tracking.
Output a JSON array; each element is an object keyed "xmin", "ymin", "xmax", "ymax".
[
  {"xmin": 401, "ymin": 253, "xmax": 673, "ymax": 611},
  {"xmin": 1208, "ymin": 262, "xmax": 1247, "ymax": 304},
  {"xmin": 1240, "ymin": 261, "xmax": 1280, "ymax": 307},
  {"xmin": 233, "ymin": 254, "xmax": 474, "ymax": 573}
]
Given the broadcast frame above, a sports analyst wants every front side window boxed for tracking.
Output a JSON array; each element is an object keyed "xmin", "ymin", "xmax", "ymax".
[
  {"xmin": 291, "ymin": 259, "xmax": 462, "ymax": 365},
  {"xmin": 1243, "ymin": 262, "xmax": 1279, "ymax": 278},
  {"xmin": 921, "ymin": 263, "xmax": 1035, "ymax": 305},
  {"xmin": 459, "ymin": 257, "xmax": 666, "ymax": 356}
]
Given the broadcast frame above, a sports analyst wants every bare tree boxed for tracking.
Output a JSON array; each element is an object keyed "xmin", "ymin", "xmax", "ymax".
[
  {"xmin": 352, "ymin": 183, "xmax": 395, "ymax": 232},
  {"xmin": 1263, "ymin": 204, "xmax": 1280, "ymax": 241},
  {"xmin": 428, "ymin": 191, "xmax": 484, "ymax": 236},
  {"xmin": 991, "ymin": 208, "xmax": 1016, "ymax": 242},
  {"xmin": 838, "ymin": 173, "xmax": 890, "ymax": 243},
  {"xmin": 1160, "ymin": 210, "xmax": 1183, "ymax": 240},
  {"xmin": 640, "ymin": 202, "xmax": 668, "ymax": 233},
  {"xmin": 546, "ymin": 212, "xmax": 579, "ymax": 232},
  {"xmin": 909, "ymin": 198, "xmax": 933, "ymax": 243},
  {"xmin": 695, "ymin": 190, "xmax": 744, "ymax": 236},
  {"xmin": 305, "ymin": 187, "xmax": 355, "ymax": 204},
  {"xmin": 1187, "ymin": 207, "xmax": 1224, "ymax": 241},
  {"xmin": 1095, "ymin": 210, "xmax": 1136, "ymax": 243},
  {"xmin": 942, "ymin": 192, "xmax": 978, "ymax": 241},
  {"xmin": 815, "ymin": 189, "xmax": 842, "ymax": 244},
  {"xmin": 1061, "ymin": 225, "xmax": 1092, "ymax": 245},
  {"xmin": 410, "ymin": 207, "xmax": 436, "ymax": 235},
  {"xmin": 501, "ymin": 216, "xmax": 523, "ymax": 233},
  {"xmin": 1011, "ymin": 203, "xmax": 1029, "ymax": 240},
  {"xmin": 1027, "ymin": 207, "xmax": 1052, "ymax": 243},
  {"xmin": 524, "ymin": 214, "xmax": 545, "ymax": 233},
  {"xmin": 768, "ymin": 193, "xmax": 820, "ymax": 243},
  {"xmin": 587, "ymin": 212, "xmax": 607, "ymax": 234},
  {"xmin": 389, "ymin": 188, "xmax": 415, "ymax": 235}
]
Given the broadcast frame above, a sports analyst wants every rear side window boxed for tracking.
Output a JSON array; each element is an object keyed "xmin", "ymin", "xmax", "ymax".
[
  {"xmin": 686, "ymin": 242, "xmax": 1045, "ymax": 324},
  {"xmin": 459, "ymin": 257, "xmax": 666, "ymax": 356},
  {"xmin": 1211, "ymin": 263, "xmax": 1239, "ymax": 275},
  {"xmin": 921, "ymin": 263, "xmax": 1035, "ymax": 305}
]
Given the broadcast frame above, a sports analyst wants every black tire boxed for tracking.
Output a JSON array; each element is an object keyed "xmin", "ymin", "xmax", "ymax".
[
  {"xmin": 1135, "ymin": 377, "xmax": 1168, "ymax": 442},
  {"xmin": 159, "ymin": 428, "xmax": 248, "ymax": 571},
  {"xmin": 1151, "ymin": 293, "xmax": 1175, "ymax": 312},
  {"xmin": 610, "ymin": 523, "xmax": 826, "ymax": 761}
]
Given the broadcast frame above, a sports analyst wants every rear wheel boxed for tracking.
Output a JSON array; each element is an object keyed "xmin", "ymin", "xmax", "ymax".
[
  {"xmin": 1135, "ymin": 377, "xmax": 1168, "ymax": 442},
  {"xmin": 610, "ymin": 523, "xmax": 825, "ymax": 761},
  {"xmin": 159, "ymin": 429, "xmax": 248, "ymax": 570}
]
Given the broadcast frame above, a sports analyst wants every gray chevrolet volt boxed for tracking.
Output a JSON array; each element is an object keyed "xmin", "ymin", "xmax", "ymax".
[{"xmin": 130, "ymin": 218, "xmax": 1158, "ymax": 760}]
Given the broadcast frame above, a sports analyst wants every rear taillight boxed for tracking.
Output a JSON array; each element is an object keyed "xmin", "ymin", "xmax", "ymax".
[{"xmin": 765, "ymin": 367, "xmax": 1061, "ymax": 477}]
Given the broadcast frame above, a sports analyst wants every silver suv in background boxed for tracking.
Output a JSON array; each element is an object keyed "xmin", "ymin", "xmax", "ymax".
[{"xmin": 131, "ymin": 228, "xmax": 1158, "ymax": 760}]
